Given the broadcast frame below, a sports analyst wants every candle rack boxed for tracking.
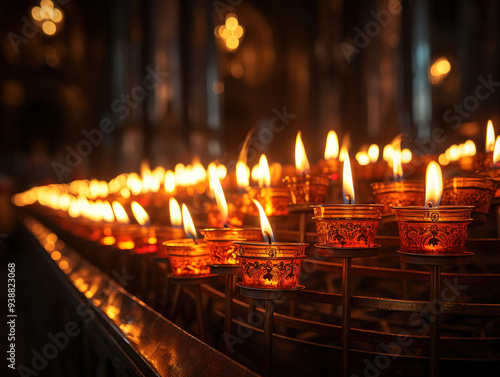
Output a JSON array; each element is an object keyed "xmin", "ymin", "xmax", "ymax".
[
  {"xmin": 397, "ymin": 251, "xmax": 473, "ymax": 377},
  {"xmin": 314, "ymin": 244, "xmax": 380, "ymax": 377}
]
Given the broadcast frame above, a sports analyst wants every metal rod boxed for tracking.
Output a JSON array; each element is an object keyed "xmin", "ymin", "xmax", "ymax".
[
  {"xmin": 194, "ymin": 285, "xmax": 206, "ymax": 342},
  {"xmin": 169, "ymin": 284, "xmax": 181, "ymax": 320},
  {"xmin": 299, "ymin": 212, "xmax": 307, "ymax": 243},
  {"xmin": 430, "ymin": 265, "xmax": 441, "ymax": 377},
  {"xmin": 224, "ymin": 274, "xmax": 234, "ymax": 354},
  {"xmin": 264, "ymin": 299, "xmax": 274, "ymax": 377},
  {"xmin": 341, "ymin": 257, "xmax": 352, "ymax": 377}
]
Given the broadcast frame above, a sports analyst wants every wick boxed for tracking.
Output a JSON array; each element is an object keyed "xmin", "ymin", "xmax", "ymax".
[
  {"xmin": 345, "ymin": 194, "xmax": 352, "ymax": 205},
  {"xmin": 223, "ymin": 223, "xmax": 230, "ymax": 228},
  {"xmin": 427, "ymin": 202, "xmax": 433, "ymax": 208},
  {"xmin": 263, "ymin": 231, "xmax": 272, "ymax": 245}
]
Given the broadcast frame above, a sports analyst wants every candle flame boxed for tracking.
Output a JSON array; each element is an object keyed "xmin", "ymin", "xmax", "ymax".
[
  {"xmin": 464, "ymin": 140, "xmax": 476, "ymax": 157},
  {"xmin": 486, "ymin": 120, "xmax": 496, "ymax": 152},
  {"xmin": 343, "ymin": 152, "xmax": 355, "ymax": 204},
  {"xmin": 425, "ymin": 161, "xmax": 443, "ymax": 207},
  {"xmin": 383, "ymin": 144, "xmax": 394, "ymax": 162},
  {"xmin": 112, "ymin": 201, "xmax": 130, "ymax": 224},
  {"xmin": 181, "ymin": 204, "xmax": 197, "ymax": 241},
  {"xmin": 236, "ymin": 161, "xmax": 250, "ymax": 189},
  {"xmin": 393, "ymin": 148, "xmax": 403, "ymax": 181},
  {"xmin": 164, "ymin": 170, "xmax": 176, "ymax": 193},
  {"xmin": 131, "ymin": 201, "xmax": 151, "ymax": 226},
  {"xmin": 368, "ymin": 144, "xmax": 379, "ymax": 163},
  {"xmin": 493, "ymin": 136, "xmax": 500, "ymax": 168},
  {"xmin": 252, "ymin": 199, "xmax": 275, "ymax": 243},
  {"xmin": 259, "ymin": 154, "xmax": 271, "ymax": 188},
  {"xmin": 209, "ymin": 169, "xmax": 229, "ymax": 225},
  {"xmin": 102, "ymin": 201, "xmax": 115, "ymax": 222},
  {"xmin": 324, "ymin": 131, "xmax": 339, "ymax": 159},
  {"xmin": 169, "ymin": 198, "xmax": 182, "ymax": 227},
  {"xmin": 295, "ymin": 131, "xmax": 310, "ymax": 174}
]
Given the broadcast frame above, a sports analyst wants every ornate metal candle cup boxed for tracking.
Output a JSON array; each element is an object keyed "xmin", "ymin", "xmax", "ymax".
[
  {"xmin": 160, "ymin": 239, "xmax": 211, "ymax": 276},
  {"xmin": 234, "ymin": 241, "xmax": 308, "ymax": 289},
  {"xmin": 205, "ymin": 202, "xmax": 246, "ymax": 227},
  {"xmin": 479, "ymin": 169, "xmax": 500, "ymax": 198},
  {"xmin": 312, "ymin": 205, "xmax": 383, "ymax": 248},
  {"xmin": 248, "ymin": 187, "xmax": 290, "ymax": 216},
  {"xmin": 200, "ymin": 228, "xmax": 263, "ymax": 265},
  {"xmin": 393, "ymin": 206, "xmax": 474, "ymax": 254},
  {"xmin": 441, "ymin": 177, "xmax": 498, "ymax": 223},
  {"xmin": 283, "ymin": 175, "xmax": 330, "ymax": 204},
  {"xmin": 371, "ymin": 181, "xmax": 425, "ymax": 217}
]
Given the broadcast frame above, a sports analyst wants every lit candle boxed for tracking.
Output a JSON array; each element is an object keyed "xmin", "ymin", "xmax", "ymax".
[
  {"xmin": 283, "ymin": 131, "xmax": 330, "ymax": 205},
  {"xmin": 393, "ymin": 161, "xmax": 473, "ymax": 254},
  {"xmin": 234, "ymin": 200, "xmax": 308, "ymax": 289}
]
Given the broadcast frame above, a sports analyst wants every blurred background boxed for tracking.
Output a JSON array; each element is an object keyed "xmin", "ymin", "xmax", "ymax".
[{"xmin": 1, "ymin": 0, "xmax": 500, "ymax": 231}]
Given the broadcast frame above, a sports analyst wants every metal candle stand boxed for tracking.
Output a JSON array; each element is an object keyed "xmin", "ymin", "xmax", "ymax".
[
  {"xmin": 237, "ymin": 283, "xmax": 305, "ymax": 377},
  {"xmin": 166, "ymin": 273, "xmax": 219, "ymax": 342},
  {"xmin": 210, "ymin": 264, "xmax": 241, "ymax": 354},
  {"xmin": 315, "ymin": 244, "xmax": 381, "ymax": 377},
  {"xmin": 288, "ymin": 204, "xmax": 314, "ymax": 243},
  {"xmin": 397, "ymin": 251, "xmax": 473, "ymax": 377}
]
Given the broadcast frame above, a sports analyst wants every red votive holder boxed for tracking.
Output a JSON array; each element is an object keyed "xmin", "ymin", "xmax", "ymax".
[
  {"xmin": 441, "ymin": 177, "xmax": 498, "ymax": 223},
  {"xmin": 393, "ymin": 206, "xmax": 473, "ymax": 254},
  {"xmin": 283, "ymin": 175, "xmax": 330, "ymax": 204},
  {"xmin": 200, "ymin": 228, "xmax": 263, "ymax": 265},
  {"xmin": 234, "ymin": 241, "xmax": 308, "ymax": 289},
  {"xmin": 371, "ymin": 181, "xmax": 425, "ymax": 217},
  {"xmin": 248, "ymin": 187, "xmax": 290, "ymax": 216},
  {"xmin": 312, "ymin": 204, "xmax": 383, "ymax": 247},
  {"xmin": 160, "ymin": 239, "xmax": 211, "ymax": 276}
]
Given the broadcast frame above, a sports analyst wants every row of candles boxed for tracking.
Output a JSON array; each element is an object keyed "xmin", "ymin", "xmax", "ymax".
[{"xmin": 13, "ymin": 123, "xmax": 500, "ymax": 289}]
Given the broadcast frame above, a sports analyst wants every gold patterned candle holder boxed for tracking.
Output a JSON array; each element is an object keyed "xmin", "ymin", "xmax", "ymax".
[
  {"xmin": 160, "ymin": 239, "xmax": 211, "ymax": 276},
  {"xmin": 371, "ymin": 181, "xmax": 425, "ymax": 217},
  {"xmin": 312, "ymin": 205, "xmax": 383, "ymax": 247},
  {"xmin": 393, "ymin": 206, "xmax": 473, "ymax": 254},
  {"xmin": 234, "ymin": 241, "xmax": 308, "ymax": 289},
  {"xmin": 441, "ymin": 177, "xmax": 498, "ymax": 224},
  {"xmin": 200, "ymin": 228, "xmax": 263, "ymax": 265},
  {"xmin": 283, "ymin": 175, "xmax": 330, "ymax": 204},
  {"xmin": 478, "ymin": 169, "xmax": 500, "ymax": 198},
  {"xmin": 205, "ymin": 202, "xmax": 246, "ymax": 228},
  {"xmin": 248, "ymin": 187, "xmax": 290, "ymax": 216}
]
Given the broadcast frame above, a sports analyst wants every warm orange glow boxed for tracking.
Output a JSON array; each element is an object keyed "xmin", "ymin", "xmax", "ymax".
[
  {"xmin": 368, "ymin": 144, "xmax": 379, "ymax": 163},
  {"xmin": 339, "ymin": 145, "xmax": 348, "ymax": 162},
  {"xmin": 42, "ymin": 21, "xmax": 56, "ymax": 35},
  {"xmin": 131, "ymin": 201, "xmax": 150, "ymax": 226},
  {"xmin": 112, "ymin": 201, "xmax": 130, "ymax": 224},
  {"xmin": 259, "ymin": 154, "xmax": 271, "ymax": 188},
  {"xmin": 209, "ymin": 169, "xmax": 228, "ymax": 225},
  {"xmin": 117, "ymin": 240, "xmax": 135, "ymax": 250},
  {"xmin": 164, "ymin": 170, "xmax": 176, "ymax": 193},
  {"xmin": 425, "ymin": 161, "xmax": 443, "ymax": 207},
  {"xmin": 449, "ymin": 144, "xmax": 459, "ymax": 161},
  {"xmin": 343, "ymin": 152, "xmax": 355, "ymax": 204},
  {"xmin": 102, "ymin": 201, "xmax": 115, "ymax": 222},
  {"xmin": 493, "ymin": 136, "xmax": 500, "ymax": 167},
  {"xmin": 101, "ymin": 236, "xmax": 116, "ymax": 246},
  {"xmin": 169, "ymin": 198, "xmax": 182, "ymax": 227},
  {"xmin": 295, "ymin": 131, "xmax": 310, "ymax": 175},
  {"xmin": 429, "ymin": 57, "xmax": 451, "ymax": 84},
  {"xmin": 355, "ymin": 152, "xmax": 370, "ymax": 166},
  {"xmin": 486, "ymin": 120, "xmax": 496, "ymax": 152},
  {"xmin": 127, "ymin": 173, "xmax": 142, "ymax": 195},
  {"xmin": 236, "ymin": 161, "xmax": 250, "ymax": 189},
  {"xmin": 383, "ymin": 144, "xmax": 394, "ymax": 162},
  {"xmin": 393, "ymin": 149, "xmax": 403, "ymax": 181},
  {"xmin": 324, "ymin": 131, "xmax": 339, "ymax": 159},
  {"xmin": 252, "ymin": 199, "xmax": 275, "ymax": 242},
  {"xmin": 438, "ymin": 153, "xmax": 450, "ymax": 166},
  {"xmin": 182, "ymin": 204, "xmax": 197, "ymax": 240}
]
